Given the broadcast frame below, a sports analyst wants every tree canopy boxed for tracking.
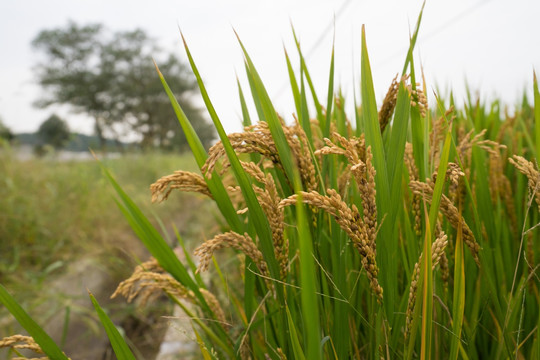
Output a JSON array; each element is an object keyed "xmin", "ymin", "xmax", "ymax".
[
  {"xmin": 32, "ymin": 22, "xmax": 215, "ymax": 150},
  {"xmin": 0, "ymin": 117, "xmax": 14, "ymax": 142},
  {"xmin": 37, "ymin": 114, "xmax": 70, "ymax": 149}
]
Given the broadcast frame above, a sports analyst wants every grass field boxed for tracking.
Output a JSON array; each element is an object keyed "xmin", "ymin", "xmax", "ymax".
[{"xmin": 0, "ymin": 149, "xmax": 218, "ymax": 346}]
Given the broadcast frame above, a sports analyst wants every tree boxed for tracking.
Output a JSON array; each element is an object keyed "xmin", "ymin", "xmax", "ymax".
[
  {"xmin": 0, "ymin": 117, "xmax": 14, "ymax": 142},
  {"xmin": 37, "ymin": 114, "xmax": 70, "ymax": 149},
  {"xmin": 32, "ymin": 22, "xmax": 215, "ymax": 150}
]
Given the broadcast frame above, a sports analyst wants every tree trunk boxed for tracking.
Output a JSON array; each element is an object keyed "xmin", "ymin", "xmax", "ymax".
[{"xmin": 94, "ymin": 117, "xmax": 106, "ymax": 152}]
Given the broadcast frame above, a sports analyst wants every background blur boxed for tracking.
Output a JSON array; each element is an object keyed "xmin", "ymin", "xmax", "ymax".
[{"xmin": 1, "ymin": 0, "xmax": 539, "ymax": 138}]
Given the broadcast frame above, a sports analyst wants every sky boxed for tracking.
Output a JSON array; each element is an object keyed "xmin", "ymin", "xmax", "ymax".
[{"xmin": 1, "ymin": 0, "xmax": 539, "ymax": 136}]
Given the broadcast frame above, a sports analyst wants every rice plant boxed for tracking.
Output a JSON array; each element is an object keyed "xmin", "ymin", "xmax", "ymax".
[{"xmin": 1, "ymin": 6, "xmax": 539, "ymax": 360}]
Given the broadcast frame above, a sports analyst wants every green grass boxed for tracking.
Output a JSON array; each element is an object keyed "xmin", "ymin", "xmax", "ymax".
[
  {"xmin": 0, "ymin": 150, "xmax": 217, "ymax": 341},
  {"xmin": 1, "ymin": 8, "xmax": 540, "ymax": 359},
  {"xmin": 0, "ymin": 150, "xmax": 206, "ymax": 274}
]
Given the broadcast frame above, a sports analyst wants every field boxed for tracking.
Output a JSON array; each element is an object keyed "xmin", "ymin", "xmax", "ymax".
[
  {"xmin": 1, "ymin": 9, "xmax": 540, "ymax": 360},
  {"xmin": 0, "ymin": 149, "xmax": 217, "ymax": 358}
]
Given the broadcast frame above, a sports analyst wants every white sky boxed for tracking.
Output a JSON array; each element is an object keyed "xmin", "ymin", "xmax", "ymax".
[{"xmin": 1, "ymin": 0, "xmax": 539, "ymax": 135}]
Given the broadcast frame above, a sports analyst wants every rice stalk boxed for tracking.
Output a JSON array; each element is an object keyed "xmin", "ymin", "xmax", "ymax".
[
  {"xmin": 509, "ymin": 155, "xmax": 540, "ymax": 212},
  {"xmin": 279, "ymin": 188, "xmax": 383, "ymax": 301},
  {"xmin": 150, "ymin": 170, "xmax": 213, "ymax": 202},
  {"xmin": 410, "ymin": 180, "xmax": 480, "ymax": 265},
  {"xmin": 405, "ymin": 232, "xmax": 448, "ymax": 337}
]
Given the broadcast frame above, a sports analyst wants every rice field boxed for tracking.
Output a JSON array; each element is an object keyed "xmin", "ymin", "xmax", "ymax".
[{"xmin": 1, "ymin": 8, "xmax": 539, "ymax": 360}]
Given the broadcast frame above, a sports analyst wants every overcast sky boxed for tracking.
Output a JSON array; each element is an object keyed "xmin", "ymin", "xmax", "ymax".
[{"xmin": 1, "ymin": 0, "xmax": 539, "ymax": 135}]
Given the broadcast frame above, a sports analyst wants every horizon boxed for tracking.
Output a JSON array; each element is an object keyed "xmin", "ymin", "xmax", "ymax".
[{"xmin": 1, "ymin": 0, "xmax": 539, "ymax": 136}]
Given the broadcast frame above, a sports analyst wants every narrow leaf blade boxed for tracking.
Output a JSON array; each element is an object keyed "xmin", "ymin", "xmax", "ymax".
[
  {"xmin": 0, "ymin": 284, "xmax": 69, "ymax": 360},
  {"xmin": 89, "ymin": 292, "xmax": 136, "ymax": 360}
]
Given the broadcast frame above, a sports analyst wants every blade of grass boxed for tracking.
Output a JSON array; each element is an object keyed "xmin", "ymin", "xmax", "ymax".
[
  {"xmin": 154, "ymin": 61, "xmax": 243, "ymax": 233},
  {"xmin": 291, "ymin": 24, "xmax": 323, "ymax": 123},
  {"xmin": 180, "ymin": 32, "xmax": 282, "ymax": 297},
  {"xmin": 173, "ymin": 224, "xmax": 204, "ymax": 287},
  {"xmin": 420, "ymin": 206, "xmax": 433, "ymax": 360},
  {"xmin": 401, "ymin": 1, "xmax": 425, "ymax": 75},
  {"xmin": 387, "ymin": 81, "xmax": 412, "ymax": 315},
  {"xmin": 0, "ymin": 284, "xmax": 69, "ymax": 360},
  {"xmin": 360, "ymin": 24, "xmax": 394, "ymax": 317},
  {"xmin": 237, "ymin": 77, "xmax": 253, "ymax": 128},
  {"xmin": 428, "ymin": 97, "xmax": 453, "ymax": 231},
  {"xmin": 284, "ymin": 47, "xmax": 302, "ymax": 121},
  {"xmin": 295, "ymin": 180, "xmax": 322, "ymax": 360},
  {"xmin": 286, "ymin": 305, "xmax": 307, "ymax": 360},
  {"xmin": 387, "ymin": 81, "xmax": 411, "ymax": 188},
  {"xmin": 99, "ymin": 161, "xmax": 199, "ymax": 292},
  {"xmin": 449, "ymin": 216, "xmax": 466, "ymax": 360},
  {"xmin": 193, "ymin": 325, "xmax": 214, "ymax": 360},
  {"xmin": 416, "ymin": 97, "xmax": 454, "ymax": 359},
  {"xmin": 99, "ymin": 159, "xmax": 233, "ymax": 348},
  {"xmin": 89, "ymin": 292, "xmax": 136, "ymax": 360},
  {"xmin": 236, "ymin": 33, "xmax": 296, "ymax": 185},
  {"xmin": 534, "ymin": 71, "xmax": 540, "ymax": 159},
  {"xmin": 299, "ymin": 68, "xmax": 314, "ymax": 143},
  {"xmin": 323, "ymin": 38, "xmax": 335, "ymax": 138}
]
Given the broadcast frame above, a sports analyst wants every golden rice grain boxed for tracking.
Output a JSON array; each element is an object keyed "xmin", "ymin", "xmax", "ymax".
[
  {"xmin": 279, "ymin": 189, "xmax": 383, "ymax": 301},
  {"xmin": 0, "ymin": 335, "xmax": 43, "ymax": 353},
  {"xmin": 194, "ymin": 232, "xmax": 270, "ymax": 285},
  {"xmin": 509, "ymin": 155, "xmax": 540, "ymax": 212},
  {"xmin": 151, "ymin": 170, "xmax": 212, "ymax": 203},
  {"xmin": 405, "ymin": 232, "xmax": 448, "ymax": 337},
  {"xmin": 410, "ymin": 180, "xmax": 480, "ymax": 265},
  {"xmin": 378, "ymin": 74, "xmax": 400, "ymax": 133}
]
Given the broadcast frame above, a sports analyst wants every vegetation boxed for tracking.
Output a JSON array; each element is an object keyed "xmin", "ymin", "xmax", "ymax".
[
  {"xmin": 36, "ymin": 114, "xmax": 70, "ymax": 150},
  {"xmin": 32, "ymin": 22, "xmax": 216, "ymax": 150},
  {"xmin": 1, "ymin": 8, "xmax": 539, "ymax": 360},
  {"xmin": 0, "ymin": 150, "xmax": 216, "ymax": 341},
  {"xmin": 15, "ymin": 132, "xmax": 127, "ymax": 152},
  {"xmin": 0, "ymin": 119, "xmax": 14, "ymax": 143}
]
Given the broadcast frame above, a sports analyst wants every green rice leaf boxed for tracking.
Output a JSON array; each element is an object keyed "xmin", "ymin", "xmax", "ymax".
[
  {"xmin": 237, "ymin": 77, "xmax": 253, "ymax": 128},
  {"xmin": 420, "ymin": 209, "xmax": 433, "ymax": 360},
  {"xmin": 153, "ymin": 60, "xmax": 206, "ymax": 168},
  {"xmin": 299, "ymin": 69, "xmax": 314, "ymax": 146},
  {"xmin": 323, "ymin": 40, "xmax": 335, "ymax": 138},
  {"xmin": 286, "ymin": 305, "xmax": 307, "ymax": 360},
  {"xmin": 100, "ymin": 163, "xmax": 198, "ymax": 292},
  {"xmin": 360, "ymin": 24, "xmax": 394, "ymax": 317},
  {"xmin": 0, "ymin": 284, "xmax": 69, "ymax": 360},
  {"xmin": 296, "ymin": 182, "xmax": 322, "ymax": 360},
  {"xmin": 236, "ymin": 33, "xmax": 296, "ymax": 185},
  {"xmin": 193, "ymin": 324, "xmax": 215, "ymax": 360},
  {"xmin": 387, "ymin": 81, "xmax": 411, "ymax": 188},
  {"xmin": 291, "ymin": 25, "xmax": 324, "ymax": 123},
  {"xmin": 420, "ymin": 98, "xmax": 452, "ymax": 357},
  {"xmin": 428, "ymin": 97, "xmax": 453, "ymax": 231},
  {"xmin": 180, "ymin": 33, "xmax": 281, "ymax": 286},
  {"xmin": 98, "ymin": 160, "xmax": 232, "ymax": 345},
  {"xmin": 284, "ymin": 47, "xmax": 302, "ymax": 120},
  {"xmin": 449, "ymin": 219, "xmax": 466, "ymax": 360},
  {"xmin": 401, "ymin": 1, "xmax": 425, "ymax": 75},
  {"xmin": 534, "ymin": 71, "xmax": 540, "ymax": 159},
  {"xmin": 155, "ymin": 61, "xmax": 243, "ymax": 233},
  {"xmin": 89, "ymin": 292, "xmax": 136, "ymax": 360},
  {"xmin": 173, "ymin": 224, "xmax": 204, "ymax": 287}
]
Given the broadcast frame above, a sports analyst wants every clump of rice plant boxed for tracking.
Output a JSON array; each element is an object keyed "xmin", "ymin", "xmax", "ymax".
[{"xmin": 1, "ymin": 6, "xmax": 539, "ymax": 360}]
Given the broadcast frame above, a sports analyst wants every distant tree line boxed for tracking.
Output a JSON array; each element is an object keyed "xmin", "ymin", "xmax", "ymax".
[
  {"xmin": 37, "ymin": 114, "xmax": 70, "ymax": 150},
  {"xmin": 31, "ymin": 21, "xmax": 215, "ymax": 151},
  {"xmin": 0, "ymin": 117, "xmax": 14, "ymax": 142}
]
